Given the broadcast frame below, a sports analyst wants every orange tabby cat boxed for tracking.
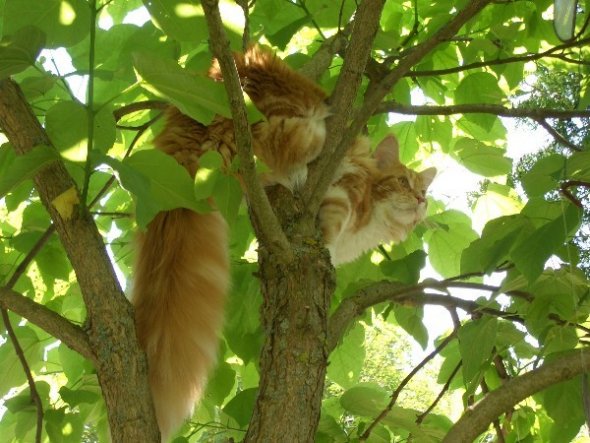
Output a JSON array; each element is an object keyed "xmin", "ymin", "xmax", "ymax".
[{"xmin": 131, "ymin": 46, "xmax": 435, "ymax": 441}]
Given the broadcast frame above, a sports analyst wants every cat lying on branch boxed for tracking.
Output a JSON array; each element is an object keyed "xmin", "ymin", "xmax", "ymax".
[{"xmin": 131, "ymin": 45, "xmax": 436, "ymax": 441}]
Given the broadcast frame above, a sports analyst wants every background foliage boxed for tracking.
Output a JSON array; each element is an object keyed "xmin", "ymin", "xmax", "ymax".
[{"xmin": 0, "ymin": 0, "xmax": 590, "ymax": 442}]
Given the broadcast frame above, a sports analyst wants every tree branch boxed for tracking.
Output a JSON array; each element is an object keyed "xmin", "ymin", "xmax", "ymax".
[
  {"xmin": 376, "ymin": 102, "xmax": 590, "ymax": 120},
  {"xmin": 298, "ymin": 31, "xmax": 349, "ymax": 82},
  {"xmin": 303, "ymin": 0, "xmax": 386, "ymax": 217},
  {"xmin": 305, "ymin": 0, "xmax": 494, "ymax": 216},
  {"xmin": 201, "ymin": 0, "xmax": 292, "ymax": 260},
  {"xmin": 1, "ymin": 308, "xmax": 44, "ymax": 442},
  {"xmin": 407, "ymin": 36, "xmax": 590, "ymax": 78},
  {"xmin": 360, "ymin": 330, "xmax": 457, "ymax": 441},
  {"xmin": 0, "ymin": 287, "xmax": 93, "ymax": 361},
  {"xmin": 327, "ymin": 278, "xmax": 589, "ymax": 352},
  {"xmin": 442, "ymin": 349, "xmax": 590, "ymax": 443},
  {"xmin": 0, "ymin": 78, "xmax": 159, "ymax": 441}
]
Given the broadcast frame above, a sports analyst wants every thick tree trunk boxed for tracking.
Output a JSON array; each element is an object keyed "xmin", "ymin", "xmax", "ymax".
[
  {"xmin": 245, "ymin": 187, "xmax": 335, "ymax": 442},
  {"xmin": 244, "ymin": 243, "xmax": 335, "ymax": 442}
]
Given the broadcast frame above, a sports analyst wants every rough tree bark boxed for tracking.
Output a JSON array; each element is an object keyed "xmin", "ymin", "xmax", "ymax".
[
  {"xmin": 244, "ymin": 189, "xmax": 336, "ymax": 442},
  {"xmin": 0, "ymin": 79, "xmax": 160, "ymax": 442}
]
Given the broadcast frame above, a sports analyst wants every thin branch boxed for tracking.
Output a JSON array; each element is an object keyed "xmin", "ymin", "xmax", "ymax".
[
  {"xmin": 480, "ymin": 379, "xmax": 506, "ymax": 443},
  {"xmin": 407, "ymin": 36, "xmax": 590, "ymax": 78},
  {"xmin": 298, "ymin": 31, "xmax": 350, "ymax": 82},
  {"xmin": 534, "ymin": 118, "xmax": 582, "ymax": 151},
  {"xmin": 416, "ymin": 360, "xmax": 462, "ymax": 424},
  {"xmin": 560, "ymin": 180, "xmax": 590, "ymax": 209},
  {"xmin": 1, "ymin": 308, "xmax": 43, "ymax": 442},
  {"xmin": 305, "ymin": 0, "xmax": 494, "ymax": 216},
  {"xmin": 201, "ymin": 0, "xmax": 292, "ymax": 260},
  {"xmin": 303, "ymin": 0, "xmax": 386, "ymax": 217},
  {"xmin": 328, "ymin": 278, "xmax": 590, "ymax": 351},
  {"xmin": 377, "ymin": 102, "xmax": 590, "ymax": 120},
  {"xmin": 112, "ymin": 100, "xmax": 167, "ymax": 121},
  {"xmin": 5, "ymin": 226, "xmax": 56, "ymax": 288},
  {"xmin": 442, "ymin": 348, "xmax": 590, "ymax": 443},
  {"xmin": 0, "ymin": 288, "xmax": 93, "ymax": 360},
  {"xmin": 359, "ymin": 331, "xmax": 457, "ymax": 441}
]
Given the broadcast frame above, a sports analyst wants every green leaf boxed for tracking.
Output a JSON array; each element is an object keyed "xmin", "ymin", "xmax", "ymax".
[
  {"xmin": 0, "ymin": 326, "xmax": 42, "ymax": 398},
  {"xmin": 60, "ymin": 386, "xmax": 101, "ymax": 407},
  {"xmin": 511, "ymin": 203, "xmax": 582, "ymax": 282},
  {"xmin": 391, "ymin": 121, "xmax": 419, "ymax": 163},
  {"xmin": 45, "ymin": 101, "xmax": 115, "ymax": 161},
  {"xmin": 393, "ymin": 306, "xmax": 428, "ymax": 349},
  {"xmin": 425, "ymin": 216, "xmax": 478, "ymax": 278},
  {"xmin": 142, "ymin": 0, "xmax": 209, "ymax": 42},
  {"xmin": 3, "ymin": 0, "xmax": 90, "ymax": 48},
  {"xmin": 458, "ymin": 317, "xmax": 497, "ymax": 385},
  {"xmin": 222, "ymin": 388, "xmax": 257, "ymax": 427},
  {"xmin": 340, "ymin": 383, "xmax": 388, "ymax": 417},
  {"xmin": 133, "ymin": 52, "xmax": 230, "ymax": 124},
  {"xmin": 380, "ymin": 250, "xmax": 426, "ymax": 284},
  {"xmin": 327, "ymin": 323, "xmax": 365, "ymax": 389},
  {"xmin": 123, "ymin": 149, "xmax": 209, "ymax": 218},
  {"xmin": 521, "ymin": 154, "xmax": 566, "ymax": 197},
  {"xmin": 453, "ymin": 137, "xmax": 512, "ymax": 177},
  {"xmin": 0, "ymin": 26, "xmax": 45, "ymax": 79},
  {"xmin": 455, "ymin": 72, "xmax": 505, "ymax": 104},
  {"xmin": 204, "ymin": 360, "xmax": 236, "ymax": 405},
  {"xmin": 0, "ymin": 144, "xmax": 57, "ymax": 198}
]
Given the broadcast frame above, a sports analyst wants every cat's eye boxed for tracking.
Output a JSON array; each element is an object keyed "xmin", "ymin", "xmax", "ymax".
[{"xmin": 399, "ymin": 177, "xmax": 410, "ymax": 188}]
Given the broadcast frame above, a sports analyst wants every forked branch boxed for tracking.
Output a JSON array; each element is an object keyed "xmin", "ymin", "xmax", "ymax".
[{"xmin": 201, "ymin": 0, "xmax": 292, "ymax": 260}]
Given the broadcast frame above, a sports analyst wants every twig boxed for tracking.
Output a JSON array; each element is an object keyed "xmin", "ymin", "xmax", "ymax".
[
  {"xmin": 480, "ymin": 379, "xmax": 506, "ymax": 443},
  {"xmin": 416, "ymin": 360, "xmax": 462, "ymax": 424},
  {"xmin": 81, "ymin": 0, "xmax": 98, "ymax": 208},
  {"xmin": 298, "ymin": 31, "xmax": 350, "ymax": 82},
  {"xmin": 1, "ymin": 308, "xmax": 44, "ymax": 442},
  {"xmin": 560, "ymin": 180, "xmax": 590, "ymax": 208},
  {"xmin": 359, "ymin": 331, "xmax": 457, "ymax": 441},
  {"xmin": 112, "ymin": 100, "xmax": 167, "ymax": 121},
  {"xmin": 5, "ymin": 227, "xmax": 56, "ymax": 288},
  {"xmin": 201, "ymin": 0, "xmax": 293, "ymax": 260},
  {"xmin": 535, "ymin": 118, "xmax": 582, "ymax": 151},
  {"xmin": 377, "ymin": 102, "xmax": 590, "ymax": 120},
  {"xmin": 407, "ymin": 36, "xmax": 590, "ymax": 78}
]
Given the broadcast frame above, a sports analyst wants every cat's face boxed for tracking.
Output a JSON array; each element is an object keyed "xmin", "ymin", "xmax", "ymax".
[{"xmin": 373, "ymin": 135, "xmax": 436, "ymax": 226}]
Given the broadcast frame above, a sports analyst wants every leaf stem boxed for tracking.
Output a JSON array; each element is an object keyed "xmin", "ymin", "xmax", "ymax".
[{"xmin": 81, "ymin": 0, "xmax": 98, "ymax": 209}]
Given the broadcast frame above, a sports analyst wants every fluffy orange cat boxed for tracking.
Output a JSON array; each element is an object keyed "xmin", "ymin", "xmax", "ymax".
[{"xmin": 131, "ymin": 46, "xmax": 435, "ymax": 441}]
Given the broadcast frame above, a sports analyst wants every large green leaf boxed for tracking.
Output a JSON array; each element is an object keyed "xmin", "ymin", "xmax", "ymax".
[
  {"xmin": 3, "ymin": 0, "xmax": 90, "ymax": 48},
  {"xmin": 458, "ymin": 316, "xmax": 498, "ymax": 386},
  {"xmin": 511, "ymin": 203, "xmax": 582, "ymax": 282},
  {"xmin": 0, "ymin": 144, "xmax": 58, "ymax": 198},
  {"xmin": 455, "ymin": 72, "xmax": 506, "ymax": 104},
  {"xmin": 133, "ymin": 52, "xmax": 230, "ymax": 124},
  {"xmin": 142, "ymin": 0, "xmax": 209, "ymax": 42},
  {"xmin": 0, "ymin": 26, "xmax": 45, "ymax": 79},
  {"xmin": 45, "ymin": 101, "xmax": 116, "ymax": 161},
  {"xmin": 425, "ymin": 211, "xmax": 478, "ymax": 278},
  {"xmin": 222, "ymin": 388, "xmax": 257, "ymax": 427},
  {"xmin": 327, "ymin": 323, "xmax": 365, "ymax": 389},
  {"xmin": 453, "ymin": 137, "xmax": 512, "ymax": 177}
]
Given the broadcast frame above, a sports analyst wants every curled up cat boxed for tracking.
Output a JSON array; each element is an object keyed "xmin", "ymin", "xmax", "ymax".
[{"xmin": 131, "ymin": 46, "xmax": 436, "ymax": 441}]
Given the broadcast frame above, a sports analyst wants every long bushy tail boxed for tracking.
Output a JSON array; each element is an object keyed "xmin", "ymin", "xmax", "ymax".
[{"xmin": 132, "ymin": 207, "xmax": 229, "ymax": 440}]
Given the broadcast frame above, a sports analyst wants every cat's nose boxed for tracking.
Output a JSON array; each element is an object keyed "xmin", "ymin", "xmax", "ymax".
[{"xmin": 416, "ymin": 195, "xmax": 426, "ymax": 204}]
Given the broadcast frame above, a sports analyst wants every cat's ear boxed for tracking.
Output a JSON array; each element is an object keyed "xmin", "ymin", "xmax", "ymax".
[
  {"xmin": 374, "ymin": 135, "xmax": 400, "ymax": 170},
  {"xmin": 420, "ymin": 167, "xmax": 437, "ymax": 187}
]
